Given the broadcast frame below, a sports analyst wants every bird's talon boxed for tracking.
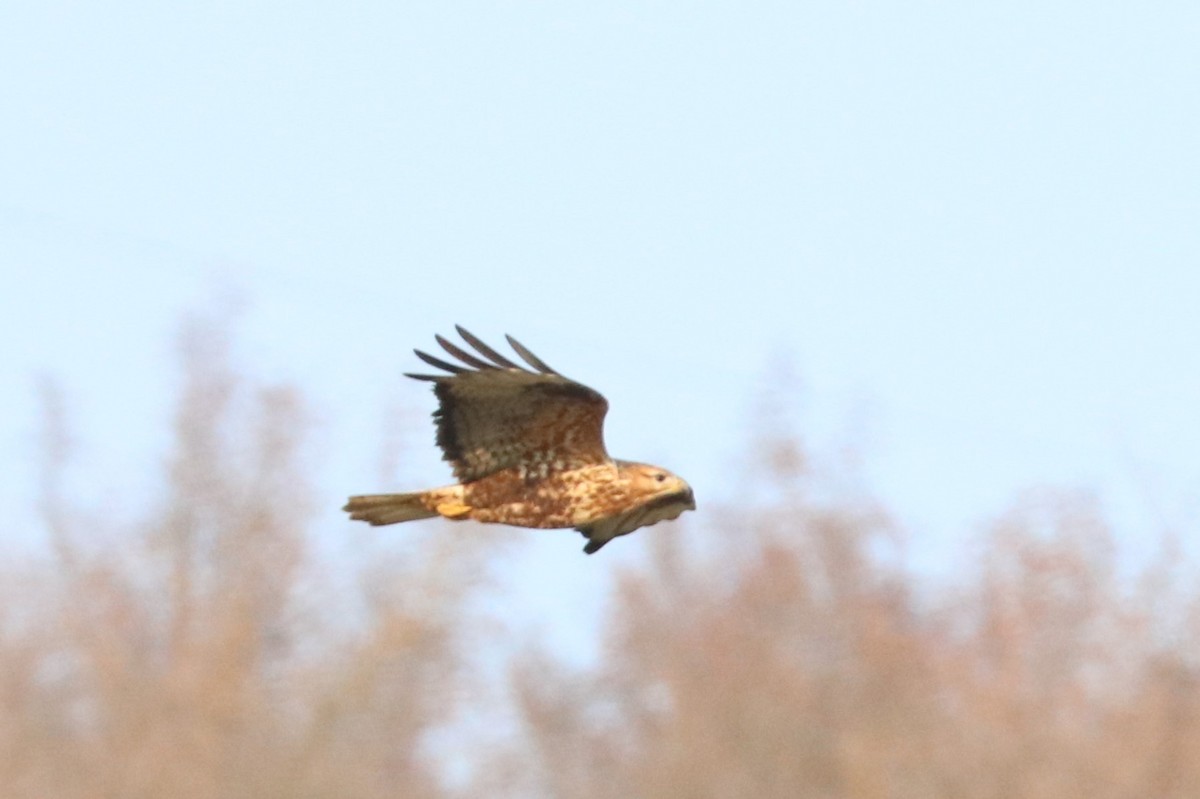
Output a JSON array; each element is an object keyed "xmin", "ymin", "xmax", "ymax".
[{"xmin": 436, "ymin": 501, "xmax": 472, "ymax": 519}]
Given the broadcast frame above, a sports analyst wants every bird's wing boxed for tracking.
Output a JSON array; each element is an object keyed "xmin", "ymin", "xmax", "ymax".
[{"xmin": 406, "ymin": 326, "xmax": 611, "ymax": 482}]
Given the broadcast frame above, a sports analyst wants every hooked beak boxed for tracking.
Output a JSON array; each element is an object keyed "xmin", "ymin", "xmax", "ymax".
[{"xmin": 681, "ymin": 487, "xmax": 696, "ymax": 510}]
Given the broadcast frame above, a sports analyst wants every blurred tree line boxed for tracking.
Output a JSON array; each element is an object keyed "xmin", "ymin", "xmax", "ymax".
[{"xmin": 2, "ymin": 319, "xmax": 1198, "ymax": 798}]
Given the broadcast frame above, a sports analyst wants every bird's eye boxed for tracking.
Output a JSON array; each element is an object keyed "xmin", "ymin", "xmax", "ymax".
[{"xmin": 655, "ymin": 473, "xmax": 666, "ymax": 482}]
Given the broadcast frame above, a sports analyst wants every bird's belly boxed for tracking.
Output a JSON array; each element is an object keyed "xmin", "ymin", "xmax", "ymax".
[
  {"xmin": 475, "ymin": 502, "xmax": 574, "ymax": 529},
  {"xmin": 462, "ymin": 466, "xmax": 619, "ymax": 529}
]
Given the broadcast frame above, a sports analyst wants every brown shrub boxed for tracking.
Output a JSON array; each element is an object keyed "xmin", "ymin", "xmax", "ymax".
[
  {"xmin": 507, "ymin": 435, "xmax": 1200, "ymax": 799},
  {"xmin": 0, "ymin": 317, "xmax": 484, "ymax": 799},
  {"xmin": 6, "ymin": 320, "xmax": 1197, "ymax": 798}
]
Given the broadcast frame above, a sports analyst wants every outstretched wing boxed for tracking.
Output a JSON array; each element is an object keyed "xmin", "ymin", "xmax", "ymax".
[{"xmin": 406, "ymin": 326, "xmax": 611, "ymax": 482}]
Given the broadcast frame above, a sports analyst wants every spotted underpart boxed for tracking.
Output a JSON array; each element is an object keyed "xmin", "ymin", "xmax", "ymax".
[
  {"xmin": 462, "ymin": 463, "xmax": 620, "ymax": 528},
  {"xmin": 345, "ymin": 327, "xmax": 696, "ymax": 554},
  {"xmin": 457, "ymin": 460, "xmax": 695, "ymax": 554}
]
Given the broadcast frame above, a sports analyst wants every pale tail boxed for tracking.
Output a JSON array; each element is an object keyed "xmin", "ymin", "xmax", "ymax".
[{"xmin": 343, "ymin": 493, "xmax": 439, "ymax": 526}]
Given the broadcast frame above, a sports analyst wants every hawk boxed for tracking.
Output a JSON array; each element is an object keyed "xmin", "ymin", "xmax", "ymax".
[{"xmin": 343, "ymin": 326, "xmax": 696, "ymax": 554}]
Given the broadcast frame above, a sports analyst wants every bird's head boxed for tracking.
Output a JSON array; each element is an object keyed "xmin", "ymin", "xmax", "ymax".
[
  {"xmin": 616, "ymin": 461, "xmax": 696, "ymax": 511},
  {"xmin": 576, "ymin": 460, "xmax": 697, "ymax": 554}
]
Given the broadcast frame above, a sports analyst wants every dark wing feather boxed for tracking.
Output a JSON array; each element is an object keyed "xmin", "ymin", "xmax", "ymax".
[
  {"xmin": 410, "ymin": 328, "xmax": 610, "ymax": 482},
  {"xmin": 413, "ymin": 349, "xmax": 467, "ymax": 374},
  {"xmin": 455, "ymin": 325, "xmax": 522, "ymax": 369},
  {"xmin": 506, "ymin": 334, "xmax": 558, "ymax": 374},
  {"xmin": 435, "ymin": 334, "xmax": 496, "ymax": 371}
]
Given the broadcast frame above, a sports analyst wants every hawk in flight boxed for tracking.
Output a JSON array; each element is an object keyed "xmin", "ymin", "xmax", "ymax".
[{"xmin": 344, "ymin": 326, "xmax": 695, "ymax": 554}]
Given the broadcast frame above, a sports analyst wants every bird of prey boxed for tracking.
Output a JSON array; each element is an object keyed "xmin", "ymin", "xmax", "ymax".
[{"xmin": 343, "ymin": 326, "xmax": 695, "ymax": 554}]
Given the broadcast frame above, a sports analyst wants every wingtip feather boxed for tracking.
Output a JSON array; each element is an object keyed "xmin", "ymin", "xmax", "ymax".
[
  {"xmin": 437, "ymin": 333, "xmax": 496, "ymax": 370},
  {"xmin": 414, "ymin": 348, "xmax": 466, "ymax": 374},
  {"xmin": 506, "ymin": 334, "xmax": 558, "ymax": 375},
  {"xmin": 456, "ymin": 326, "xmax": 522, "ymax": 369}
]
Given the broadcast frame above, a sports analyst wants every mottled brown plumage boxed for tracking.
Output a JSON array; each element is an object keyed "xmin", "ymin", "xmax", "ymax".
[{"xmin": 343, "ymin": 326, "xmax": 695, "ymax": 554}]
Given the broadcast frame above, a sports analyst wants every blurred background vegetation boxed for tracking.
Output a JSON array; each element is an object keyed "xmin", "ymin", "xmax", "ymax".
[{"xmin": 3, "ymin": 316, "xmax": 1198, "ymax": 799}]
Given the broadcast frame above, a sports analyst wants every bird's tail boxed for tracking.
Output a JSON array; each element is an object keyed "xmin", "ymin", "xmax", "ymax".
[{"xmin": 343, "ymin": 492, "xmax": 441, "ymax": 526}]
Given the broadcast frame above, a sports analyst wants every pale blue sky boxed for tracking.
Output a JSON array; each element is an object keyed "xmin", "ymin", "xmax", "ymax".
[{"xmin": 3, "ymin": 1, "xmax": 1198, "ymax": 649}]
